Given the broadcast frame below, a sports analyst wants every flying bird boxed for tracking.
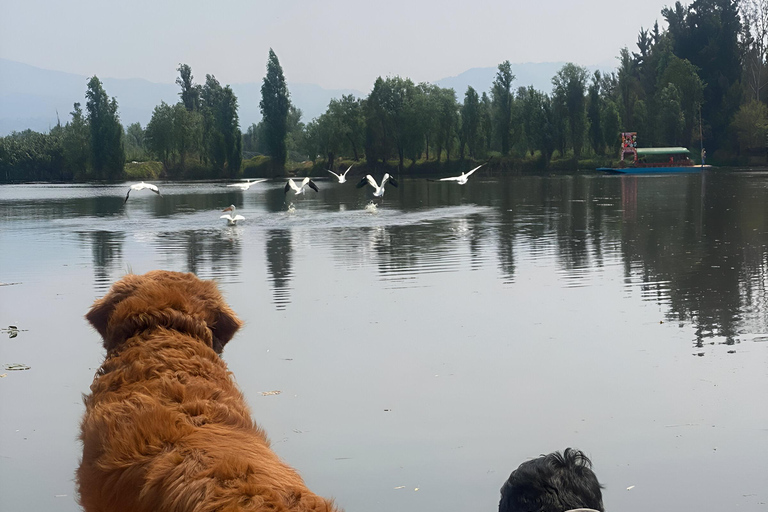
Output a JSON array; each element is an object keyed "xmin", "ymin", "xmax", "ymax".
[
  {"xmin": 356, "ymin": 173, "xmax": 398, "ymax": 198},
  {"xmin": 284, "ymin": 177, "xmax": 319, "ymax": 195},
  {"xmin": 227, "ymin": 178, "xmax": 268, "ymax": 191},
  {"xmin": 438, "ymin": 164, "xmax": 484, "ymax": 185},
  {"xmin": 327, "ymin": 165, "xmax": 353, "ymax": 183},
  {"xmin": 124, "ymin": 182, "xmax": 160, "ymax": 203},
  {"xmin": 220, "ymin": 205, "xmax": 245, "ymax": 226}
]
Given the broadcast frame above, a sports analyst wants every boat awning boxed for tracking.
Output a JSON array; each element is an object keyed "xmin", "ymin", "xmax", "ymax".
[{"xmin": 636, "ymin": 147, "xmax": 690, "ymax": 156}]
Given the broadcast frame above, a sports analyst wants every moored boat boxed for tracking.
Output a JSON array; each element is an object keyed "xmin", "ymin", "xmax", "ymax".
[{"xmin": 597, "ymin": 132, "xmax": 710, "ymax": 174}]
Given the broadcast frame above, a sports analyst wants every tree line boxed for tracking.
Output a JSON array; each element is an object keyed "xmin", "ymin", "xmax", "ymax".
[{"xmin": 2, "ymin": 0, "xmax": 767, "ymax": 182}]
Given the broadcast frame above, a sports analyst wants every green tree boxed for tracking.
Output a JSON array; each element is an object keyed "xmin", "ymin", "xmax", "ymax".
[
  {"xmin": 657, "ymin": 84, "xmax": 685, "ymax": 145},
  {"xmin": 587, "ymin": 72, "xmax": 605, "ymax": 154},
  {"xmin": 602, "ymin": 99, "xmax": 622, "ymax": 153},
  {"xmin": 492, "ymin": 61, "xmax": 515, "ymax": 154},
  {"xmin": 63, "ymin": 102, "xmax": 89, "ymax": 179},
  {"xmin": 479, "ymin": 92, "xmax": 493, "ymax": 156},
  {"xmin": 742, "ymin": 0, "xmax": 768, "ymax": 102},
  {"xmin": 259, "ymin": 48, "xmax": 291, "ymax": 176},
  {"xmin": 173, "ymin": 103, "xmax": 204, "ymax": 172},
  {"xmin": 659, "ymin": 55, "xmax": 704, "ymax": 147},
  {"xmin": 617, "ymin": 47, "xmax": 640, "ymax": 130},
  {"xmin": 731, "ymin": 100, "xmax": 768, "ymax": 152},
  {"xmin": 124, "ymin": 122, "xmax": 146, "ymax": 161},
  {"xmin": 176, "ymin": 64, "xmax": 200, "ymax": 111},
  {"xmin": 663, "ymin": 0, "xmax": 742, "ymax": 150},
  {"xmin": 285, "ymin": 105, "xmax": 304, "ymax": 162},
  {"xmin": 434, "ymin": 87, "xmax": 458, "ymax": 162},
  {"xmin": 145, "ymin": 101, "xmax": 176, "ymax": 169},
  {"xmin": 200, "ymin": 75, "xmax": 241, "ymax": 176},
  {"xmin": 460, "ymin": 86, "xmax": 481, "ymax": 159},
  {"xmin": 364, "ymin": 76, "xmax": 418, "ymax": 171},
  {"xmin": 327, "ymin": 95, "xmax": 365, "ymax": 161},
  {"xmin": 552, "ymin": 63, "xmax": 589, "ymax": 159},
  {"xmin": 85, "ymin": 76, "xmax": 124, "ymax": 180},
  {"xmin": 519, "ymin": 86, "xmax": 556, "ymax": 165}
]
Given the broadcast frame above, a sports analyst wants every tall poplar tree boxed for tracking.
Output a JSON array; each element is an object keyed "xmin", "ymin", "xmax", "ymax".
[
  {"xmin": 461, "ymin": 86, "xmax": 481, "ymax": 159},
  {"xmin": 260, "ymin": 48, "xmax": 290, "ymax": 176},
  {"xmin": 85, "ymin": 76, "xmax": 124, "ymax": 180},
  {"xmin": 492, "ymin": 61, "xmax": 515, "ymax": 155},
  {"xmin": 176, "ymin": 64, "xmax": 200, "ymax": 111}
]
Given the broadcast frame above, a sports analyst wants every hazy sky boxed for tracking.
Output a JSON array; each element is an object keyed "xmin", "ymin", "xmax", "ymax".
[{"xmin": 1, "ymin": 0, "xmax": 672, "ymax": 92}]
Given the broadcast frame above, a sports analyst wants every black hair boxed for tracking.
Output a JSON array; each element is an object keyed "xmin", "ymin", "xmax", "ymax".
[{"xmin": 499, "ymin": 448, "xmax": 604, "ymax": 512}]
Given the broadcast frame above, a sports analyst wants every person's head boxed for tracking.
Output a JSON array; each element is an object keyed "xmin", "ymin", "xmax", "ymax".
[{"xmin": 499, "ymin": 448, "xmax": 604, "ymax": 512}]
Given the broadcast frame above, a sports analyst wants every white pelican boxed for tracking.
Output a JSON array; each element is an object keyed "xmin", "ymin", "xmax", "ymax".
[
  {"xmin": 220, "ymin": 205, "xmax": 245, "ymax": 226},
  {"xmin": 124, "ymin": 181, "xmax": 160, "ymax": 203},
  {"xmin": 284, "ymin": 177, "xmax": 319, "ymax": 195},
  {"xmin": 227, "ymin": 178, "xmax": 268, "ymax": 191},
  {"xmin": 439, "ymin": 164, "xmax": 484, "ymax": 185},
  {"xmin": 356, "ymin": 173, "xmax": 398, "ymax": 198},
  {"xmin": 327, "ymin": 165, "xmax": 353, "ymax": 183}
]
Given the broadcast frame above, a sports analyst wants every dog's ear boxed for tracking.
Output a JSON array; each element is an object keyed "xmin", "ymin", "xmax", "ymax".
[
  {"xmin": 85, "ymin": 274, "xmax": 142, "ymax": 344},
  {"xmin": 210, "ymin": 304, "xmax": 242, "ymax": 354}
]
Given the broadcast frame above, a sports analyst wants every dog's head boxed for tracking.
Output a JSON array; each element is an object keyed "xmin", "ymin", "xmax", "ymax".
[{"xmin": 86, "ymin": 270, "xmax": 242, "ymax": 354}]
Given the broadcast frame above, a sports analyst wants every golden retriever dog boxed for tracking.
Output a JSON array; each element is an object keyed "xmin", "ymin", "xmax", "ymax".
[{"xmin": 78, "ymin": 270, "xmax": 339, "ymax": 512}]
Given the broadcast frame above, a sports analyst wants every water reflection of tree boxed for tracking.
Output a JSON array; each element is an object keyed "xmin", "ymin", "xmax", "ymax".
[
  {"xmin": 153, "ymin": 228, "xmax": 242, "ymax": 283},
  {"xmin": 265, "ymin": 229, "xmax": 293, "ymax": 310},
  {"xmin": 617, "ymin": 173, "xmax": 768, "ymax": 346},
  {"xmin": 78, "ymin": 230, "xmax": 125, "ymax": 291},
  {"xmin": 488, "ymin": 173, "xmax": 768, "ymax": 346}
]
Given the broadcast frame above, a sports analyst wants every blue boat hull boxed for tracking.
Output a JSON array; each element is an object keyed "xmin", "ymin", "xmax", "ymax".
[{"xmin": 597, "ymin": 165, "xmax": 709, "ymax": 174}]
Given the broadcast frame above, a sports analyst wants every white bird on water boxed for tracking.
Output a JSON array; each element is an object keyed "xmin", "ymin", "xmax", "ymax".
[
  {"xmin": 284, "ymin": 177, "xmax": 319, "ymax": 195},
  {"xmin": 227, "ymin": 178, "xmax": 268, "ymax": 191},
  {"xmin": 357, "ymin": 173, "xmax": 398, "ymax": 198},
  {"xmin": 124, "ymin": 182, "xmax": 160, "ymax": 203},
  {"xmin": 327, "ymin": 165, "xmax": 353, "ymax": 183},
  {"xmin": 220, "ymin": 205, "xmax": 245, "ymax": 226},
  {"xmin": 439, "ymin": 164, "xmax": 484, "ymax": 185}
]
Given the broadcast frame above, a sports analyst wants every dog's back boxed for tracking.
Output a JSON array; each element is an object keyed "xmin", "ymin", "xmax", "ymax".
[{"xmin": 78, "ymin": 270, "xmax": 339, "ymax": 512}]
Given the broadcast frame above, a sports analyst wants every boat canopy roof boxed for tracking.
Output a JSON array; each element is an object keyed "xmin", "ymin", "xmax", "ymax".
[{"xmin": 635, "ymin": 147, "xmax": 690, "ymax": 156}]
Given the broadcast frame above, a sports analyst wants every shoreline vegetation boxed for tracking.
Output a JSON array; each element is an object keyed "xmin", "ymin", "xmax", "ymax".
[{"xmin": 4, "ymin": 0, "xmax": 768, "ymax": 184}]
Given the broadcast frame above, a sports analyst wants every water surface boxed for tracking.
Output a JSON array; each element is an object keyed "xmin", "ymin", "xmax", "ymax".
[{"xmin": 1, "ymin": 173, "xmax": 766, "ymax": 511}]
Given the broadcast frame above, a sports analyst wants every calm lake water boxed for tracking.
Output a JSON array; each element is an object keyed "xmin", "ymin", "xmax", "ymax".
[{"xmin": 1, "ymin": 172, "xmax": 767, "ymax": 512}]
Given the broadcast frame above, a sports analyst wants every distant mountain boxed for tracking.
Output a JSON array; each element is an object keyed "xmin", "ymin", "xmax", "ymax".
[
  {"xmin": 434, "ymin": 62, "xmax": 614, "ymax": 97},
  {"xmin": 0, "ymin": 59, "xmax": 363, "ymax": 136},
  {"xmin": 0, "ymin": 58, "xmax": 616, "ymax": 136}
]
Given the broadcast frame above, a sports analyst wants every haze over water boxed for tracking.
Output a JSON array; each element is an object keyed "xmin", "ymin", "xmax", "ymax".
[{"xmin": 1, "ymin": 172, "xmax": 767, "ymax": 511}]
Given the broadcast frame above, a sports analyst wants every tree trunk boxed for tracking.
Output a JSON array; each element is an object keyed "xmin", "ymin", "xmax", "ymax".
[{"xmin": 346, "ymin": 134, "xmax": 359, "ymax": 161}]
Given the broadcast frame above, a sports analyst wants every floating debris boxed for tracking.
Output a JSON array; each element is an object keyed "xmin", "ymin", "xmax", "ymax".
[
  {"xmin": 0, "ymin": 373, "xmax": 7, "ymax": 378},
  {"xmin": 0, "ymin": 282, "xmax": 21, "ymax": 287},
  {"xmin": 727, "ymin": 350, "xmax": 736, "ymax": 354},
  {"xmin": 260, "ymin": 390, "xmax": 281, "ymax": 396},
  {"xmin": 627, "ymin": 485, "xmax": 635, "ymax": 491},
  {"xmin": 3, "ymin": 363, "xmax": 30, "ymax": 371}
]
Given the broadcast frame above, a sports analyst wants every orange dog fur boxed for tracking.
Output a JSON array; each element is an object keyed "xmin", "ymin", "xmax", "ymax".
[{"xmin": 78, "ymin": 270, "xmax": 339, "ymax": 512}]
